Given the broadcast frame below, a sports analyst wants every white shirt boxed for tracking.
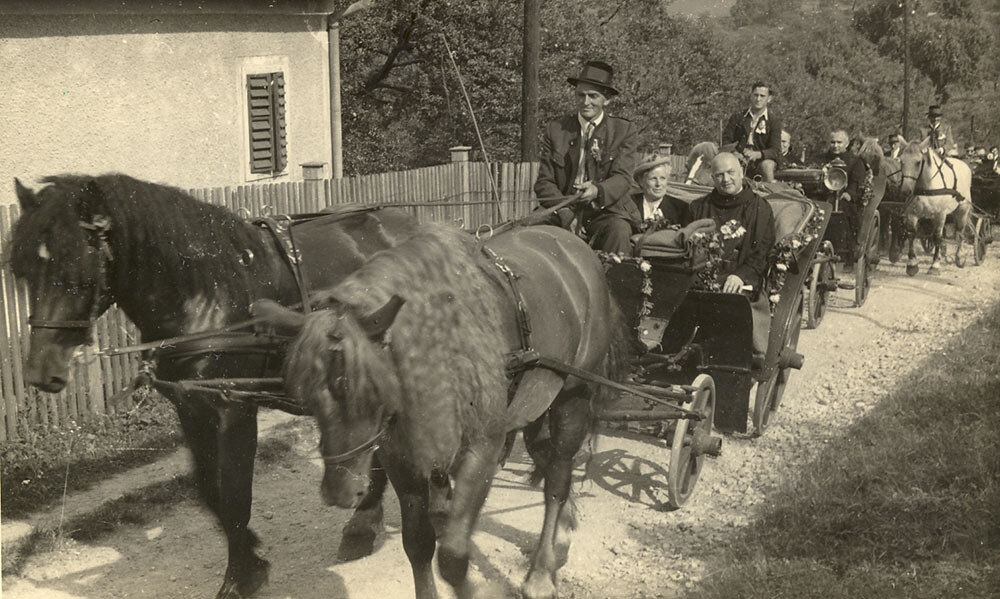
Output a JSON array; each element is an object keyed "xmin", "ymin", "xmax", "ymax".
[
  {"xmin": 744, "ymin": 107, "xmax": 768, "ymax": 145},
  {"xmin": 642, "ymin": 197, "xmax": 663, "ymax": 221}
]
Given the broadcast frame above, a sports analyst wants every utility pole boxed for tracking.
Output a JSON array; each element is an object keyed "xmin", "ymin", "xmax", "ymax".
[
  {"xmin": 521, "ymin": 0, "xmax": 540, "ymax": 162},
  {"xmin": 902, "ymin": 0, "xmax": 910, "ymax": 138}
]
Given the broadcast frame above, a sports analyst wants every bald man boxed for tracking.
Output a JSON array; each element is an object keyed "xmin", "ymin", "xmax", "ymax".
[{"xmin": 688, "ymin": 153, "xmax": 776, "ymax": 295}]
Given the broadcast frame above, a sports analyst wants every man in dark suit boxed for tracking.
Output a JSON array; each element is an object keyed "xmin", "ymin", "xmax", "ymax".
[
  {"xmin": 919, "ymin": 105, "xmax": 955, "ymax": 156},
  {"xmin": 813, "ymin": 129, "xmax": 869, "ymax": 289},
  {"xmin": 534, "ymin": 60, "xmax": 640, "ymax": 254},
  {"xmin": 722, "ymin": 81, "xmax": 783, "ymax": 182}
]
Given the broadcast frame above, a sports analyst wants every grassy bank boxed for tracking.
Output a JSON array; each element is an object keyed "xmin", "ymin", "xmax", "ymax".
[
  {"xmin": 689, "ymin": 303, "xmax": 1000, "ymax": 598},
  {"xmin": 1, "ymin": 392, "xmax": 183, "ymax": 520}
]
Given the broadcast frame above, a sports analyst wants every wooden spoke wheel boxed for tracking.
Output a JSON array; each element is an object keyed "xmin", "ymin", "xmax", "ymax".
[
  {"xmin": 752, "ymin": 295, "xmax": 803, "ymax": 436},
  {"xmin": 666, "ymin": 374, "xmax": 715, "ymax": 510},
  {"xmin": 855, "ymin": 213, "xmax": 879, "ymax": 307},
  {"xmin": 973, "ymin": 218, "xmax": 988, "ymax": 266},
  {"xmin": 805, "ymin": 260, "xmax": 834, "ymax": 329}
]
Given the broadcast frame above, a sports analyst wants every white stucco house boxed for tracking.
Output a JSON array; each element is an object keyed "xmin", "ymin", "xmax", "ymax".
[{"xmin": 0, "ymin": 0, "xmax": 339, "ymax": 204}]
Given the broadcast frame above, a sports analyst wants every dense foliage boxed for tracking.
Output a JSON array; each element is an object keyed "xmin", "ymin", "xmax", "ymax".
[{"xmin": 335, "ymin": 0, "xmax": 999, "ymax": 174}]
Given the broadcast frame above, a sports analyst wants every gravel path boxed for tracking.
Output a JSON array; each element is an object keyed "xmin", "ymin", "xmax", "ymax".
[{"xmin": 3, "ymin": 248, "xmax": 998, "ymax": 599}]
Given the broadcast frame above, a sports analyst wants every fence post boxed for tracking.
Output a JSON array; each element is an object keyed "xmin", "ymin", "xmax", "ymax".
[
  {"xmin": 658, "ymin": 142, "xmax": 673, "ymax": 155},
  {"xmin": 300, "ymin": 161, "xmax": 328, "ymax": 211},
  {"xmin": 450, "ymin": 146, "xmax": 473, "ymax": 223}
]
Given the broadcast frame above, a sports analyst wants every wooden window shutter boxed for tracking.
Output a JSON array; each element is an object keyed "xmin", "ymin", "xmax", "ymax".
[{"xmin": 247, "ymin": 72, "xmax": 287, "ymax": 175}]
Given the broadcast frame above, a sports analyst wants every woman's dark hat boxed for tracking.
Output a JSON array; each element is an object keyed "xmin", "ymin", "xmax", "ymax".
[
  {"xmin": 928, "ymin": 104, "xmax": 944, "ymax": 117},
  {"xmin": 567, "ymin": 60, "xmax": 620, "ymax": 97}
]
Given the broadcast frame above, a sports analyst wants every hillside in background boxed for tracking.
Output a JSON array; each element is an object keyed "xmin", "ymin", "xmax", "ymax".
[{"xmin": 338, "ymin": 0, "xmax": 999, "ymax": 173}]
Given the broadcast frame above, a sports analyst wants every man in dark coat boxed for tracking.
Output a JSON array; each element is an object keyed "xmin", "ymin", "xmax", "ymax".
[
  {"xmin": 919, "ymin": 105, "xmax": 955, "ymax": 156},
  {"xmin": 722, "ymin": 81, "xmax": 783, "ymax": 182},
  {"xmin": 534, "ymin": 60, "xmax": 640, "ymax": 254},
  {"xmin": 688, "ymin": 152, "xmax": 775, "ymax": 294},
  {"xmin": 812, "ymin": 129, "xmax": 869, "ymax": 289}
]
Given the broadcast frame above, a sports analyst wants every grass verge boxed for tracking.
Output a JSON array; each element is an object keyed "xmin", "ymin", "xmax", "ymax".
[
  {"xmin": 1, "ymin": 393, "xmax": 182, "ymax": 520},
  {"xmin": 689, "ymin": 302, "xmax": 1000, "ymax": 599}
]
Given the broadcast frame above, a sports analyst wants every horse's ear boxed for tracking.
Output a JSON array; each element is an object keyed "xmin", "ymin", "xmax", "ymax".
[
  {"xmin": 357, "ymin": 295, "xmax": 405, "ymax": 340},
  {"xmin": 14, "ymin": 178, "xmax": 39, "ymax": 213}
]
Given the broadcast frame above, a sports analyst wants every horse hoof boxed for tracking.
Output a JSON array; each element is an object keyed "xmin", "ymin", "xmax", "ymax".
[
  {"xmin": 522, "ymin": 572, "xmax": 557, "ymax": 599},
  {"xmin": 216, "ymin": 558, "xmax": 269, "ymax": 599},
  {"xmin": 928, "ymin": 266, "xmax": 941, "ymax": 275},
  {"xmin": 906, "ymin": 264, "xmax": 919, "ymax": 277},
  {"xmin": 955, "ymin": 256, "xmax": 966, "ymax": 268}
]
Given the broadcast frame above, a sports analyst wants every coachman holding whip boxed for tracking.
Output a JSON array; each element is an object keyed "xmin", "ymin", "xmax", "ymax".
[{"xmin": 534, "ymin": 60, "xmax": 640, "ymax": 254}]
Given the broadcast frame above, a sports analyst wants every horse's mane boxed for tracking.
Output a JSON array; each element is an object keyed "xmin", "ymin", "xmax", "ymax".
[
  {"xmin": 286, "ymin": 222, "xmax": 508, "ymax": 476},
  {"xmin": 8, "ymin": 174, "xmax": 269, "ymax": 305},
  {"xmin": 857, "ymin": 137, "xmax": 883, "ymax": 172}
]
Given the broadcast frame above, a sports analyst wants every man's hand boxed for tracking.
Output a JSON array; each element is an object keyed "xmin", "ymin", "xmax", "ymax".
[
  {"xmin": 743, "ymin": 149, "xmax": 762, "ymax": 162},
  {"xmin": 723, "ymin": 274, "xmax": 745, "ymax": 294},
  {"xmin": 573, "ymin": 181, "xmax": 600, "ymax": 204}
]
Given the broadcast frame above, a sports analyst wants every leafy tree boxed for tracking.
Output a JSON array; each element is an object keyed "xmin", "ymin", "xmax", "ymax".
[{"xmin": 730, "ymin": 0, "xmax": 803, "ymax": 27}]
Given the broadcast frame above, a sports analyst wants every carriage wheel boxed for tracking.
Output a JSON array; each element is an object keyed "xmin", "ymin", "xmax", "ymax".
[
  {"xmin": 854, "ymin": 216, "xmax": 877, "ymax": 307},
  {"xmin": 666, "ymin": 374, "xmax": 715, "ymax": 510},
  {"xmin": 973, "ymin": 218, "xmax": 987, "ymax": 265},
  {"xmin": 752, "ymin": 294, "xmax": 803, "ymax": 436},
  {"xmin": 805, "ymin": 261, "xmax": 833, "ymax": 329},
  {"xmin": 770, "ymin": 295, "xmax": 803, "ymax": 414}
]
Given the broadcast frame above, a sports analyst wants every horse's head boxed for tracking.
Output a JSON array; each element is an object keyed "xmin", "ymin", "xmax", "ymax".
[
  {"xmin": 8, "ymin": 178, "xmax": 115, "ymax": 392},
  {"xmin": 896, "ymin": 141, "xmax": 925, "ymax": 198},
  {"xmin": 268, "ymin": 295, "xmax": 404, "ymax": 508}
]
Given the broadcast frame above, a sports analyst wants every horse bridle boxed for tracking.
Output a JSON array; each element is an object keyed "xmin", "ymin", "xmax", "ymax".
[
  {"xmin": 27, "ymin": 216, "xmax": 114, "ymax": 337},
  {"xmin": 321, "ymin": 405, "xmax": 389, "ymax": 466}
]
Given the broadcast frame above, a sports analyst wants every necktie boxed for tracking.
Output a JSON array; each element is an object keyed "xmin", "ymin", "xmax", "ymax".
[{"xmin": 576, "ymin": 122, "xmax": 595, "ymax": 186}]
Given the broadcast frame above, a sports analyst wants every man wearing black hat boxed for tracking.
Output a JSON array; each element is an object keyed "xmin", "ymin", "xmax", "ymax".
[
  {"xmin": 534, "ymin": 60, "xmax": 640, "ymax": 254},
  {"xmin": 919, "ymin": 105, "xmax": 955, "ymax": 156}
]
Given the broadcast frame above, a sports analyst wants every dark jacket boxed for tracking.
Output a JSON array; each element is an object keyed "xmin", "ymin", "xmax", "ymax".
[
  {"xmin": 631, "ymin": 191, "xmax": 691, "ymax": 226},
  {"xmin": 813, "ymin": 150, "xmax": 868, "ymax": 203},
  {"xmin": 688, "ymin": 186, "xmax": 775, "ymax": 290},
  {"xmin": 534, "ymin": 113, "xmax": 641, "ymax": 225},
  {"xmin": 722, "ymin": 109, "xmax": 783, "ymax": 165}
]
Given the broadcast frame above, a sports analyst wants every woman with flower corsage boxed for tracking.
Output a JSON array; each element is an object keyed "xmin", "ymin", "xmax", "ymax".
[
  {"xmin": 631, "ymin": 152, "xmax": 690, "ymax": 233},
  {"xmin": 688, "ymin": 152, "xmax": 776, "ymax": 351}
]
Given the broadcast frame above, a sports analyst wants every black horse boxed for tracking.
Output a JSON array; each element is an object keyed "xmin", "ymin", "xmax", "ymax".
[{"xmin": 6, "ymin": 174, "xmax": 415, "ymax": 598}]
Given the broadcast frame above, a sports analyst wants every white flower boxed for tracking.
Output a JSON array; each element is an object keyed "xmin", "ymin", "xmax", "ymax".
[
  {"xmin": 639, "ymin": 260, "xmax": 651, "ymax": 273},
  {"xmin": 776, "ymin": 262, "xmax": 788, "ymax": 272},
  {"xmin": 769, "ymin": 293, "xmax": 781, "ymax": 304}
]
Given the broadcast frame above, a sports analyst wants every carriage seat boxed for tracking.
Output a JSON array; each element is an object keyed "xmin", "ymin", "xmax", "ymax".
[{"xmin": 768, "ymin": 195, "xmax": 815, "ymax": 242}]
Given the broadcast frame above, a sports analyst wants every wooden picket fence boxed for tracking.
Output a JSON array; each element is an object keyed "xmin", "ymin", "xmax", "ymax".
[{"xmin": 0, "ymin": 161, "xmax": 539, "ymax": 441}]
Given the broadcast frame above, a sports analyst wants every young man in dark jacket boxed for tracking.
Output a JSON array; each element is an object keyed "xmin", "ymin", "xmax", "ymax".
[{"xmin": 722, "ymin": 81, "xmax": 783, "ymax": 182}]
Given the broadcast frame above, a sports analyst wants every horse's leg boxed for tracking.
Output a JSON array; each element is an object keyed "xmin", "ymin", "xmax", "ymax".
[
  {"xmin": 382, "ymin": 454, "xmax": 439, "ymax": 599},
  {"xmin": 905, "ymin": 215, "xmax": 920, "ymax": 276},
  {"xmin": 338, "ymin": 453, "xmax": 388, "ymax": 561},
  {"xmin": 929, "ymin": 213, "xmax": 948, "ymax": 273},
  {"xmin": 215, "ymin": 404, "xmax": 269, "ymax": 599},
  {"xmin": 954, "ymin": 203, "xmax": 970, "ymax": 268},
  {"xmin": 174, "ymin": 397, "xmax": 268, "ymax": 599},
  {"xmin": 522, "ymin": 386, "xmax": 591, "ymax": 599},
  {"xmin": 436, "ymin": 435, "xmax": 506, "ymax": 599}
]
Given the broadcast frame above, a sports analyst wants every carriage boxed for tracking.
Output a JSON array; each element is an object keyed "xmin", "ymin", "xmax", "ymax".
[
  {"xmin": 775, "ymin": 162, "xmax": 883, "ymax": 327},
  {"xmin": 967, "ymin": 173, "xmax": 999, "ymax": 263},
  {"xmin": 605, "ymin": 181, "xmax": 832, "ymax": 437}
]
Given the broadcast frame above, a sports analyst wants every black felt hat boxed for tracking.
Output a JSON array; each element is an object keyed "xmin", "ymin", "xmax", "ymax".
[
  {"xmin": 928, "ymin": 104, "xmax": 944, "ymax": 117},
  {"xmin": 567, "ymin": 60, "xmax": 620, "ymax": 97}
]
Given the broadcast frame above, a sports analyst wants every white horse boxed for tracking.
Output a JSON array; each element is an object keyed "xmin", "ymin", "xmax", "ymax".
[{"xmin": 896, "ymin": 141, "xmax": 973, "ymax": 275}]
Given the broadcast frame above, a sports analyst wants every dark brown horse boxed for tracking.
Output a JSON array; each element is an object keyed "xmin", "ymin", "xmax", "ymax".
[
  {"xmin": 6, "ymin": 174, "xmax": 418, "ymax": 598},
  {"xmin": 261, "ymin": 222, "xmax": 628, "ymax": 599}
]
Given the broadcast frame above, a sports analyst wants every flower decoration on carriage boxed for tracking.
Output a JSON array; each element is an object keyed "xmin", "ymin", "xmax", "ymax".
[
  {"xmin": 859, "ymin": 163, "xmax": 875, "ymax": 207},
  {"xmin": 596, "ymin": 251, "xmax": 655, "ymax": 321},
  {"xmin": 688, "ymin": 231, "xmax": 725, "ymax": 293},
  {"xmin": 765, "ymin": 207, "xmax": 827, "ymax": 312},
  {"xmin": 638, "ymin": 217, "xmax": 680, "ymax": 234},
  {"xmin": 588, "ymin": 137, "xmax": 602, "ymax": 163}
]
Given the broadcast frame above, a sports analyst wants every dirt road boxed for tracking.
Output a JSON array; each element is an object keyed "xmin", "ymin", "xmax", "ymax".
[{"xmin": 4, "ymin": 250, "xmax": 999, "ymax": 599}]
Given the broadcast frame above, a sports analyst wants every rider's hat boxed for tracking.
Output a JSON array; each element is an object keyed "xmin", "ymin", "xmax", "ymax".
[
  {"xmin": 633, "ymin": 152, "xmax": 673, "ymax": 183},
  {"xmin": 567, "ymin": 60, "xmax": 620, "ymax": 97},
  {"xmin": 927, "ymin": 104, "xmax": 944, "ymax": 118}
]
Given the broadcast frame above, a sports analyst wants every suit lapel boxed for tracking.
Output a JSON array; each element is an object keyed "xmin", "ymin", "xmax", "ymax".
[{"xmin": 567, "ymin": 118, "xmax": 583, "ymax": 183}]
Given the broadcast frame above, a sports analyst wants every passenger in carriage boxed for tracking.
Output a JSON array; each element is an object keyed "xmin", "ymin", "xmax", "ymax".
[
  {"xmin": 630, "ymin": 152, "xmax": 690, "ymax": 229},
  {"xmin": 533, "ymin": 59, "xmax": 640, "ymax": 254},
  {"xmin": 687, "ymin": 152, "xmax": 775, "ymax": 353},
  {"xmin": 885, "ymin": 133, "xmax": 904, "ymax": 159},
  {"xmin": 721, "ymin": 81, "xmax": 783, "ymax": 182},
  {"xmin": 780, "ymin": 129, "xmax": 804, "ymax": 166},
  {"xmin": 688, "ymin": 153, "xmax": 775, "ymax": 295}
]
